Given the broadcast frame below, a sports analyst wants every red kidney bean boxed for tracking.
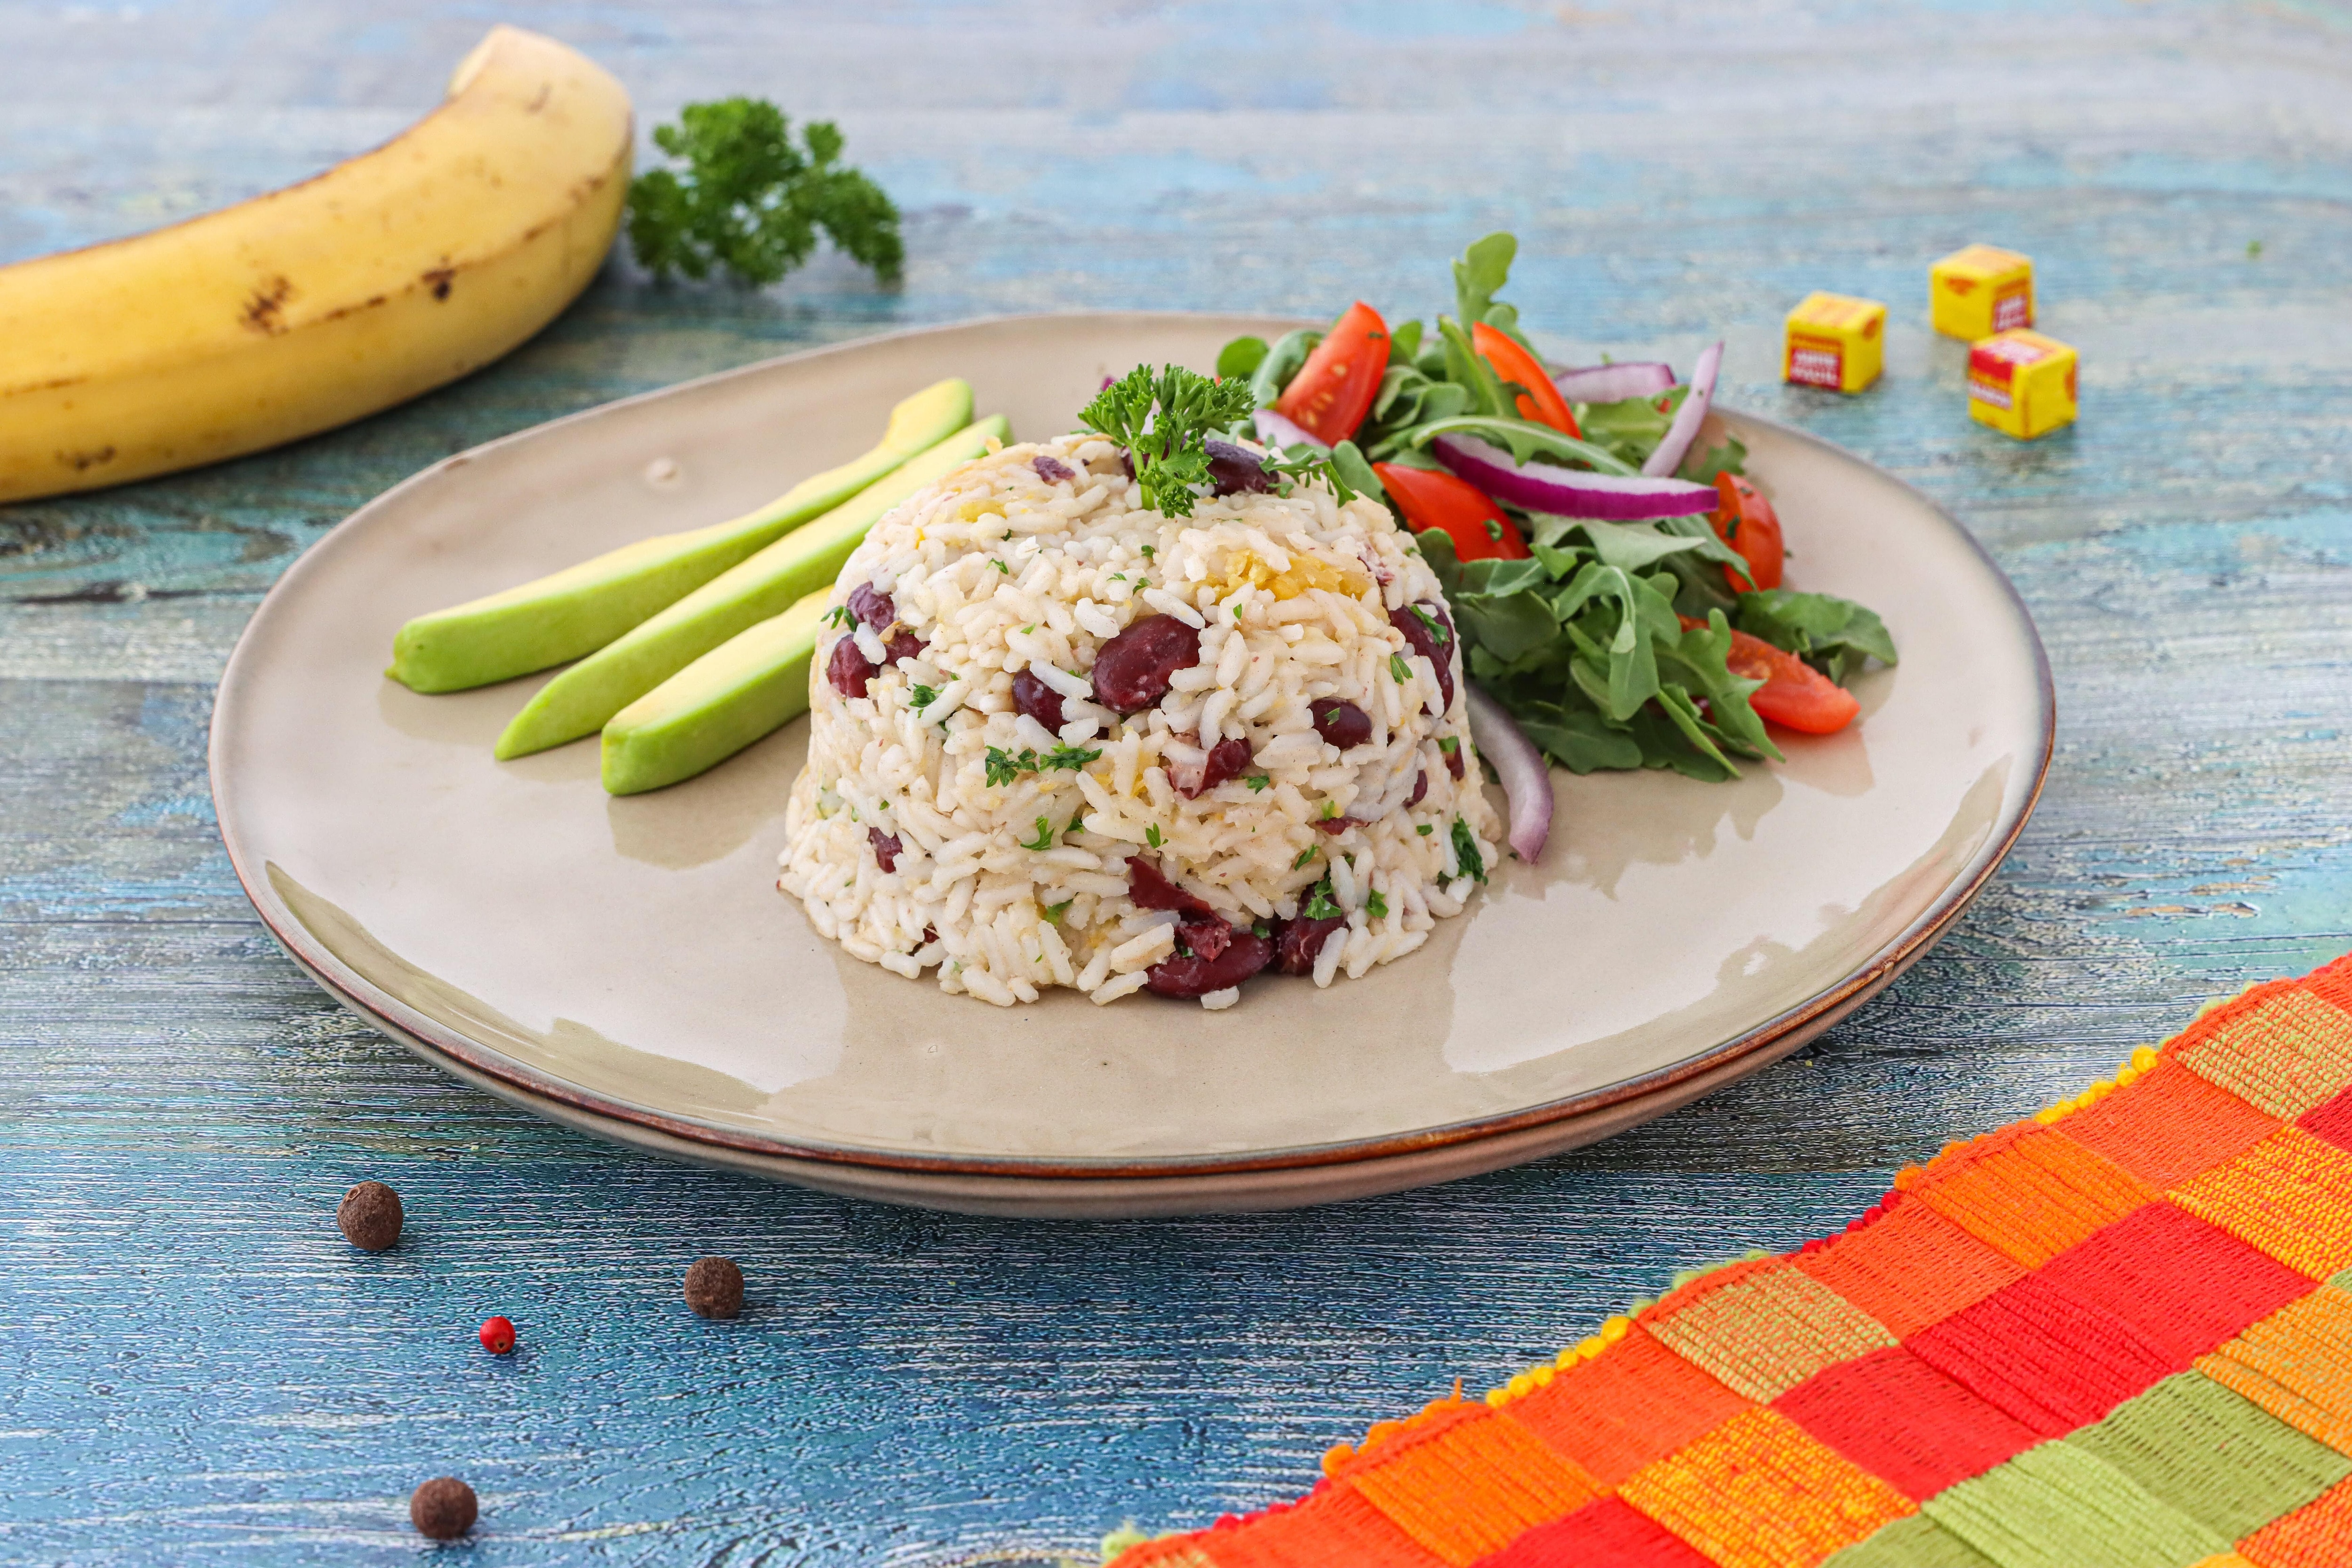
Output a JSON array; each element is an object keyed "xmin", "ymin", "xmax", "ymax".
[
  {"xmin": 1314, "ymin": 816, "xmax": 1358, "ymax": 836},
  {"xmin": 847, "ymin": 582, "xmax": 895, "ymax": 630},
  {"xmin": 1310, "ymin": 699, "xmax": 1372, "ymax": 749},
  {"xmin": 1127, "ymin": 857, "xmax": 1213, "ymax": 917},
  {"xmin": 827, "ymin": 636, "xmax": 877, "ymax": 697},
  {"xmin": 1204, "ymin": 439, "xmax": 1270, "ymax": 496},
  {"xmin": 885, "ymin": 631, "xmax": 924, "ymax": 666},
  {"xmin": 1444, "ymin": 740, "xmax": 1465, "ymax": 780},
  {"xmin": 1090, "ymin": 613, "xmax": 1201, "ymax": 713},
  {"xmin": 1032, "ymin": 454, "xmax": 1076, "ymax": 485},
  {"xmin": 1145, "ymin": 929, "xmax": 1273, "ymax": 999},
  {"xmin": 867, "ymin": 827, "xmax": 902, "ymax": 872},
  {"xmin": 1390, "ymin": 603, "xmax": 1456, "ymax": 711},
  {"xmin": 1175, "ymin": 735, "xmax": 1255, "ymax": 799},
  {"xmin": 1178, "ymin": 915, "xmax": 1231, "ymax": 963},
  {"xmin": 1011, "ymin": 669, "xmax": 1066, "ymax": 730},
  {"xmin": 1407, "ymin": 769, "xmax": 1428, "ymax": 809},
  {"xmin": 921, "ymin": 923, "xmax": 939, "ymax": 946},
  {"xmin": 1272, "ymin": 915, "xmax": 1347, "ymax": 976}
]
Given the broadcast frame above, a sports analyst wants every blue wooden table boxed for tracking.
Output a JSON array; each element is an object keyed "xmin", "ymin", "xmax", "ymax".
[{"xmin": 6, "ymin": 1, "xmax": 2351, "ymax": 1561}]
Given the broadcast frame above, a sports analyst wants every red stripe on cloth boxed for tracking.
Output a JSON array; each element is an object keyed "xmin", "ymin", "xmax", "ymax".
[
  {"xmin": 1906, "ymin": 1273, "xmax": 2183, "ymax": 1436},
  {"xmin": 2037, "ymin": 1200, "xmax": 2317, "ymax": 1362},
  {"xmin": 1771, "ymin": 1345, "xmax": 2041, "ymax": 1501},
  {"xmin": 1470, "ymin": 1495, "xmax": 1717, "ymax": 1568}
]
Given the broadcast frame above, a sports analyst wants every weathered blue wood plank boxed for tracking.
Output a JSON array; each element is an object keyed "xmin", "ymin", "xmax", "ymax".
[{"xmin": 4, "ymin": 0, "xmax": 2352, "ymax": 1562}]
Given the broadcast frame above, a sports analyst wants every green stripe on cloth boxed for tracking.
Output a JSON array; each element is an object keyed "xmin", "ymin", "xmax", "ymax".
[
  {"xmin": 1920, "ymin": 1440, "xmax": 2227, "ymax": 1568},
  {"xmin": 1824, "ymin": 1512, "xmax": 2001, "ymax": 1568},
  {"xmin": 2065, "ymin": 1369, "xmax": 2352, "ymax": 1540}
]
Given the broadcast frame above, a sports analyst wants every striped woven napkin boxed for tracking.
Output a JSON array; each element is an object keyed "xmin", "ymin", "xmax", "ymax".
[{"xmin": 1111, "ymin": 953, "xmax": 2352, "ymax": 1568}]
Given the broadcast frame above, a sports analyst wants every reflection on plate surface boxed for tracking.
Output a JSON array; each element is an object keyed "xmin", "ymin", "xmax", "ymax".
[{"xmin": 213, "ymin": 313, "xmax": 2049, "ymax": 1204}]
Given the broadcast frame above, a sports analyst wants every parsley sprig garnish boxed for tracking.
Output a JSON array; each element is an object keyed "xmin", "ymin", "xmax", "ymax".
[
  {"xmin": 985, "ymin": 744, "xmax": 1103, "ymax": 788},
  {"xmin": 1079, "ymin": 365, "xmax": 1255, "ymax": 517},
  {"xmin": 627, "ymin": 98, "xmax": 903, "ymax": 287}
]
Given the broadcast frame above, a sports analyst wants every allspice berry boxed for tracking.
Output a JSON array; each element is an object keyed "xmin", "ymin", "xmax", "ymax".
[
  {"xmin": 683, "ymin": 1256, "xmax": 744, "ymax": 1319},
  {"xmin": 336, "ymin": 1181, "xmax": 403, "ymax": 1251},
  {"xmin": 409, "ymin": 1476, "xmax": 477, "ymax": 1540}
]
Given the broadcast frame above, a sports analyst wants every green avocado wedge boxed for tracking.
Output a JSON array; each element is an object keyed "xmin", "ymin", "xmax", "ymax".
[
  {"xmin": 600, "ymin": 590, "xmax": 829, "ymax": 795},
  {"xmin": 386, "ymin": 377, "xmax": 974, "ymax": 693},
  {"xmin": 496, "ymin": 414, "xmax": 1012, "ymax": 760}
]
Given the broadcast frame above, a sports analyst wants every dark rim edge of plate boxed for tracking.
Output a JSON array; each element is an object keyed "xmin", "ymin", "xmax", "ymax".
[{"xmin": 209, "ymin": 312, "xmax": 2057, "ymax": 1183}]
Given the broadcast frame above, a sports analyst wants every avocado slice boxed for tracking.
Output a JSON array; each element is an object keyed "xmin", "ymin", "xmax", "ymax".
[
  {"xmin": 496, "ymin": 414, "xmax": 1012, "ymax": 759},
  {"xmin": 386, "ymin": 377, "xmax": 974, "ymax": 693},
  {"xmin": 600, "ymin": 590, "xmax": 830, "ymax": 795}
]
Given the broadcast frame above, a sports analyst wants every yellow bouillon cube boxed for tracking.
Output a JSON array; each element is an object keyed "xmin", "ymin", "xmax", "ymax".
[
  {"xmin": 1783, "ymin": 293, "xmax": 1886, "ymax": 394},
  {"xmin": 1931, "ymin": 245, "xmax": 2034, "ymax": 341},
  {"xmin": 1968, "ymin": 328, "xmax": 2078, "ymax": 439}
]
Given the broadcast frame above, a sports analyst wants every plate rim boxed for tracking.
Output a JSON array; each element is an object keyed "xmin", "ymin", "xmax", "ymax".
[{"xmin": 209, "ymin": 309, "xmax": 2056, "ymax": 1183}]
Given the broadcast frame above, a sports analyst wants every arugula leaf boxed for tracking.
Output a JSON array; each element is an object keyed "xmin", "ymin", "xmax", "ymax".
[
  {"xmin": 627, "ymin": 98, "xmax": 902, "ymax": 287},
  {"xmin": 1735, "ymin": 589, "xmax": 1899, "ymax": 685},
  {"xmin": 1329, "ymin": 440, "xmax": 1384, "ymax": 505},
  {"xmin": 1080, "ymin": 364, "xmax": 1255, "ymax": 517},
  {"xmin": 1681, "ymin": 431, "xmax": 1748, "ymax": 485},
  {"xmin": 1388, "ymin": 320, "xmax": 1425, "ymax": 364},
  {"xmin": 1451, "ymin": 232, "xmax": 1539, "ymax": 354},
  {"xmin": 1576, "ymin": 389, "xmax": 1683, "ymax": 470}
]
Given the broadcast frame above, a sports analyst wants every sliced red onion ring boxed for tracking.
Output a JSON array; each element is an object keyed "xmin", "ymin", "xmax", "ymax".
[
  {"xmin": 1465, "ymin": 684, "xmax": 1552, "ymax": 863},
  {"xmin": 1253, "ymin": 407, "xmax": 1328, "ymax": 452},
  {"xmin": 1642, "ymin": 339, "xmax": 1723, "ymax": 478},
  {"xmin": 1431, "ymin": 432, "xmax": 1716, "ymax": 520},
  {"xmin": 1550, "ymin": 361, "xmax": 1676, "ymax": 405}
]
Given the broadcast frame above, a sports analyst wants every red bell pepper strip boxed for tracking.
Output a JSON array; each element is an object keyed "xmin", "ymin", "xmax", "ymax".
[
  {"xmin": 1471, "ymin": 322, "xmax": 1581, "ymax": 438},
  {"xmin": 1375, "ymin": 463, "xmax": 1530, "ymax": 561},
  {"xmin": 1711, "ymin": 473, "xmax": 1784, "ymax": 592},
  {"xmin": 1274, "ymin": 302, "xmax": 1390, "ymax": 444}
]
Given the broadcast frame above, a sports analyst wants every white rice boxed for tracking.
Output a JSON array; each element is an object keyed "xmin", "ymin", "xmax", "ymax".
[{"xmin": 778, "ymin": 432, "xmax": 1502, "ymax": 1007}]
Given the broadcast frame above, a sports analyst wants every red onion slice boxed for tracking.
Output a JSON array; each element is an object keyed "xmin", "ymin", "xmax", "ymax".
[
  {"xmin": 1431, "ymin": 432, "xmax": 1717, "ymax": 520},
  {"xmin": 1641, "ymin": 340, "xmax": 1723, "ymax": 479},
  {"xmin": 1253, "ymin": 407, "xmax": 1328, "ymax": 452},
  {"xmin": 1550, "ymin": 362, "xmax": 1676, "ymax": 405},
  {"xmin": 1465, "ymin": 684, "xmax": 1552, "ymax": 863}
]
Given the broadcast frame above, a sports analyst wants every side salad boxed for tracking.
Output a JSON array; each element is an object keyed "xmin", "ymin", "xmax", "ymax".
[{"xmin": 1216, "ymin": 233, "xmax": 1895, "ymax": 786}]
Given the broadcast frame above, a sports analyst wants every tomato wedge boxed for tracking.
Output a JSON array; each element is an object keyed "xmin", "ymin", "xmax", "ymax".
[
  {"xmin": 1275, "ymin": 302, "xmax": 1389, "ymax": 443},
  {"xmin": 1471, "ymin": 322, "xmax": 1581, "ymax": 438},
  {"xmin": 1711, "ymin": 473, "xmax": 1784, "ymax": 592},
  {"xmin": 1375, "ymin": 463, "xmax": 1529, "ymax": 561},
  {"xmin": 1722, "ymin": 627, "xmax": 1858, "ymax": 733}
]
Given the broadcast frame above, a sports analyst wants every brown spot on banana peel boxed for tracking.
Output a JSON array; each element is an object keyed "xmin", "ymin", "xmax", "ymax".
[
  {"xmin": 241, "ymin": 276, "xmax": 294, "ymax": 333},
  {"xmin": 423, "ymin": 266, "xmax": 455, "ymax": 301},
  {"xmin": 58, "ymin": 445, "xmax": 116, "ymax": 472}
]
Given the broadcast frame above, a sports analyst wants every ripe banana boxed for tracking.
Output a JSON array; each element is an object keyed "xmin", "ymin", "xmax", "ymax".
[{"xmin": 0, "ymin": 25, "xmax": 632, "ymax": 503}]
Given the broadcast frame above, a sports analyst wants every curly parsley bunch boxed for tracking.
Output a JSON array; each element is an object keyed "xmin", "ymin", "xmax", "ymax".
[{"xmin": 626, "ymin": 97, "xmax": 903, "ymax": 287}]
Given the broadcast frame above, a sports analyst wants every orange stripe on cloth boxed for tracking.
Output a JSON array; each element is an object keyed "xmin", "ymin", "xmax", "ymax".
[
  {"xmin": 2238, "ymin": 1474, "xmax": 2352, "ymax": 1568},
  {"xmin": 1644, "ymin": 1261, "xmax": 1898, "ymax": 1403},
  {"xmin": 1503, "ymin": 1325, "xmax": 1753, "ymax": 1485},
  {"xmin": 1342, "ymin": 1410, "xmax": 1602, "ymax": 1565},
  {"xmin": 1794, "ymin": 1194, "xmax": 2025, "ymax": 1339},
  {"xmin": 2175, "ymin": 987, "xmax": 2352, "ymax": 1120},
  {"xmin": 2198, "ymin": 1288, "xmax": 2352, "ymax": 1458},
  {"xmin": 1191, "ymin": 1480, "xmax": 1446, "ymax": 1568},
  {"xmin": 1617, "ymin": 1406, "xmax": 1915, "ymax": 1568},
  {"xmin": 2169, "ymin": 1127, "xmax": 2352, "ymax": 1281},
  {"xmin": 2061, "ymin": 1056, "xmax": 2284, "ymax": 1188},
  {"xmin": 1900, "ymin": 1123, "xmax": 2159, "ymax": 1268}
]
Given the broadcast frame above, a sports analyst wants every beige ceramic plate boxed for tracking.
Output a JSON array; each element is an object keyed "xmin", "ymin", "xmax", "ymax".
[{"xmin": 211, "ymin": 313, "xmax": 2051, "ymax": 1218}]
